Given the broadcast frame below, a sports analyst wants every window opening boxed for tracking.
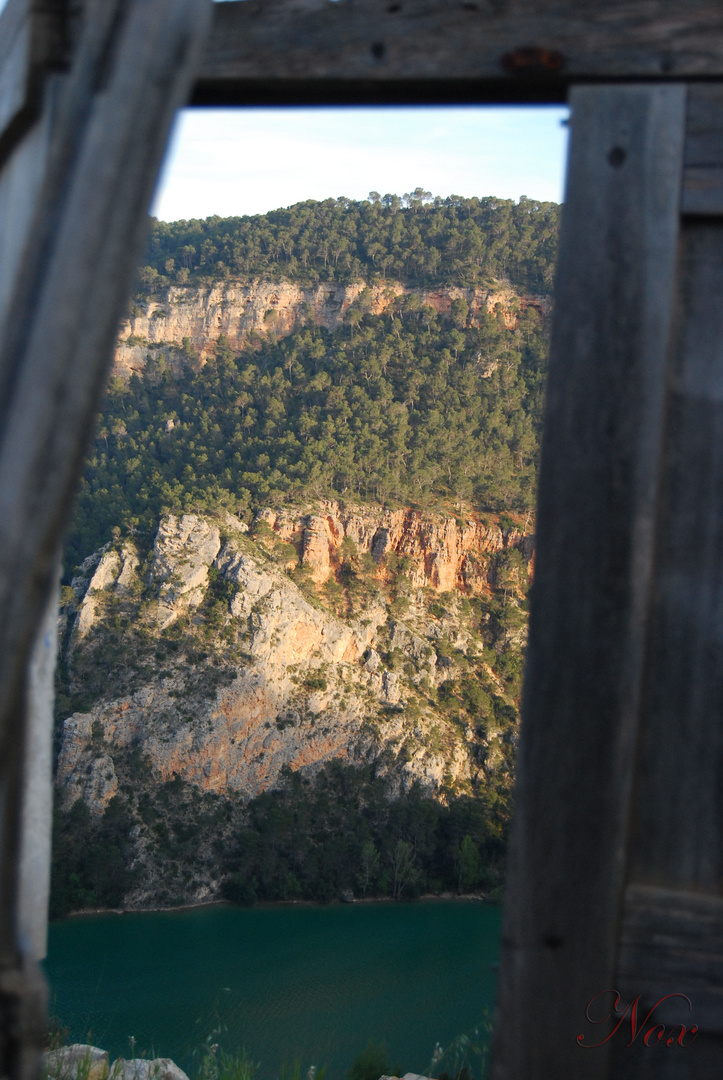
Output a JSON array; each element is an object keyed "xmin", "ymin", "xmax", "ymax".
[{"xmin": 44, "ymin": 104, "xmax": 568, "ymax": 1080}]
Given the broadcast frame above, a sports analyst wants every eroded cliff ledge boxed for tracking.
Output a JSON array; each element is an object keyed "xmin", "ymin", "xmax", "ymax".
[{"xmin": 113, "ymin": 277, "xmax": 550, "ymax": 379}]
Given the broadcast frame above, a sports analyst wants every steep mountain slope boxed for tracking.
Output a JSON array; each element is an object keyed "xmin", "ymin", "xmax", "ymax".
[
  {"xmin": 53, "ymin": 501, "xmax": 531, "ymax": 912},
  {"xmin": 67, "ymin": 281, "xmax": 548, "ymax": 571},
  {"xmin": 52, "ymin": 196, "xmax": 555, "ymax": 915}
]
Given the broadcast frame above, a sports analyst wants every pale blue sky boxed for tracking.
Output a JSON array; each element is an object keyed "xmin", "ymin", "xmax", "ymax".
[{"xmin": 152, "ymin": 106, "xmax": 570, "ymax": 222}]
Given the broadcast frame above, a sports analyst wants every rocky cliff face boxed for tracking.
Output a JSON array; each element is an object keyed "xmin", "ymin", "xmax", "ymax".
[
  {"xmin": 257, "ymin": 500, "xmax": 534, "ymax": 590},
  {"xmin": 55, "ymin": 504, "xmax": 531, "ymax": 907},
  {"xmin": 113, "ymin": 277, "xmax": 550, "ymax": 378}
]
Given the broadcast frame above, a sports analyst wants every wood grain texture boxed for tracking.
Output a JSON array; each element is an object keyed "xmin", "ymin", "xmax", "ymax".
[
  {"xmin": 0, "ymin": 0, "xmax": 33, "ymax": 152},
  {"xmin": 489, "ymin": 85, "xmax": 686, "ymax": 1080},
  {"xmin": 683, "ymin": 86, "xmax": 723, "ymax": 214},
  {"xmin": 0, "ymin": 3, "xmax": 212, "ymax": 1076},
  {"xmin": 608, "ymin": 886, "xmax": 723, "ymax": 1079},
  {"xmin": 625, "ymin": 220, "xmax": 723, "ymax": 895},
  {"xmin": 607, "ymin": 214, "xmax": 723, "ymax": 1080},
  {"xmin": 610, "ymin": 1031, "xmax": 723, "ymax": 1080},
  {"xmin": 192, "ymin": 0, "xmax": 723, "ymax": 105},
  {"xmin": 618, "ymin": 886, "xmax": 723, "ymax": 1032},
  {"xmin": 0, "ymin": 101, "xmax": 52, "ymax": 336},
  {"xmin": 0, "ymin": 0, "xmax": 67, "ymax": 166},
  {"xmin": 16, "ymin": 561, "xmax": 59, "ymax": 963},
  {"xmin": 0, "ymin": 0, "xmax": 211, "ymax": 905}
]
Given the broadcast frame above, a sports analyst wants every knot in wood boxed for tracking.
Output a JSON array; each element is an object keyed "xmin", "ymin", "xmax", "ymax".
[{"xmin": 501, "ymin": 46, "xmax": 565, "ymax": 75}]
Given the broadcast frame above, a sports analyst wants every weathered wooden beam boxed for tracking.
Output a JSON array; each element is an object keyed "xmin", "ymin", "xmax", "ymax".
[
  {"xmin": 682, "ymin": 85, "xmax": 723, "ymax": 214},
  {"xmin": 193, "ymin": 0, "xmax": 723, "ymax": 106},
  {"xmin": 625, "ymin": 218, "xmax": 723, "ymax": 899},
  {"xmin": 611, "ymin": 886, "xmax": 723, "ymax": 1078},
  {"xmin": 0, "ymin": 1, "xmax": 212, "ymax": 1077},
  {"xmin": 0, "ymin": 0, "xmax": 70, "ymax": 165},
  {"xmin": 617, "ymin": 886, "xmax": 723, "ymax": 1035},
  {"xmin": 490, "ymin": 83, "xmax": 686, "ymax": 1080},
  {"xmin": 10, "ymin": 2, "xmax": 723, "ymax": 117},
  {"xmin": 609, "ymin": 217, "xmax": 723, "ymax": 1078}
]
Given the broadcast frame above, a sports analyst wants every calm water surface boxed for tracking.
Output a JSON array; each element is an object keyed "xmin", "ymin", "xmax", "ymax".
[{"xmin": 45, "ymin": 901, "xmax": 501, "ymax": 1080}]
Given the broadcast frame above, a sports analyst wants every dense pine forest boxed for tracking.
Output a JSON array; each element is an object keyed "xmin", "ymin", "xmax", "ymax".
[
  {"xmin": 65, "ymin": 194, "xmax": 556, "ymax": 572},
  {"xmin": 139, "ymin": 191, "xmax": 559, "ymax": 292}
]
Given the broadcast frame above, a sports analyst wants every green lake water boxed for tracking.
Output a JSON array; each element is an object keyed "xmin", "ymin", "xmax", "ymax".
[{"xmin": 45, "ymin": 901, "xmax": 501, "ymax": 1080}]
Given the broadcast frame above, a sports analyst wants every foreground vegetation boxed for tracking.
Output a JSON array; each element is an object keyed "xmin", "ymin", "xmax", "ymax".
[{"xmin": 46, "ymin": 1019, "xmax": 492, "ymax": 1080}]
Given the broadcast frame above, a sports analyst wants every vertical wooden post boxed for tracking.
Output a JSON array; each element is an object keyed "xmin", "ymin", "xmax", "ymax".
[
  {"xmin": 490, "ymin": 84, "xmax": 686, "ymax": 1080},
  {"xmin": 18, "ymin": 563, "xmax": 60, "ymax": 963},
  {"xmin": 611, "ymin": 205, "xmax": 723, "ymax": 1080},
  {"xmin": 0, "ymin": 2, "xmax": 212, "ymax": 1077}
]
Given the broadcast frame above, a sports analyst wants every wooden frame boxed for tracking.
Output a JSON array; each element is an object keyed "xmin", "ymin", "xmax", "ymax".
[
  {"xmin": 0, "ymin": 0, "xmax": 67, "ymax": 163},
  {"xmin": 193, "ymin": 0, "xmax": 723, "ymax": 105},
  {"xmin": 8, "ymin": 0, "xmax": 723, "ymax": 142},
  {"xmin": 0, "ymin": 3, "xmax": 212, "ymax": 1079}
]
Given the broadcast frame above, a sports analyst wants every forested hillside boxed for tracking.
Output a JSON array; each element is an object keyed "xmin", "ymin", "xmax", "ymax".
[
  {"xmin": 139, "ymin": 192, "xmax": 559, "ymax": 292},
  {"xmin": 66, "ymin": 194, "xmax": 556, "ymax": 571},
  {"xmin": 69, "ymin": 299, "xmax": 547, "ymax": 570}
]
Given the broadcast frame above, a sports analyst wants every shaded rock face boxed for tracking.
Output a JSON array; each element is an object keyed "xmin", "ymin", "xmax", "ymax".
[
  {"xmin": 57, "ymin": 507, "xmax": 532, "ymax": 847},
  {"xmin": 57, "ymin": 746, "xmax": 119, "ymax": 809},
  {"xmin": 113, "ymin": 277, "xmax": 549, "ymax": 378}
]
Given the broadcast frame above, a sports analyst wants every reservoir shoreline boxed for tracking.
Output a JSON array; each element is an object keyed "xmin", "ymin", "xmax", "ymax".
[{"xmin": 61, "ymin": 891, "xmax": 496, "ymax": 920}]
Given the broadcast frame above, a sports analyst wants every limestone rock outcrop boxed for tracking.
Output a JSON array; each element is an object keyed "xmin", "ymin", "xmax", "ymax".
[
  {"xmin": 56, "ymin": 505, "xmax": 532, "ymax": 904},
  {"xmin": 72, "ymin": 543, "xmax": 139, "ymax": 640},
  {"xmin": 263, "ymin": 499, "xmax": 532, "ymax": 593},
  {"xmin": 108, "ymin": 1060, "xmax": 189, "ymax": 1080},
  {"xmin": 113, "ymin": 277, "xmax": 549, "ymax": 378},
  {"xmin": 44, "ymin": 1046, "xmax": 190, "ymax": 1080},
  {"xmin": 45, "ymin": 1045, "xmax": 109, "ymax": 1080},
  {"xmin": 58, "ymin": 516, "xmax": 388, "ymax": 810},
  {"xmin": 149, "ymin": 515, "xmax": 221, "ymax": 628}
]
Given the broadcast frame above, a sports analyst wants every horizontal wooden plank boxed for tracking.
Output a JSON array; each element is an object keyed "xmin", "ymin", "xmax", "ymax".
[
  {"xmin": 618, "ymin": 885, "xmax": 723, "ymax": 1035},
  {"xmin": 193, "ymin": 0, "xmax": 723, "ymax": 105}
]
